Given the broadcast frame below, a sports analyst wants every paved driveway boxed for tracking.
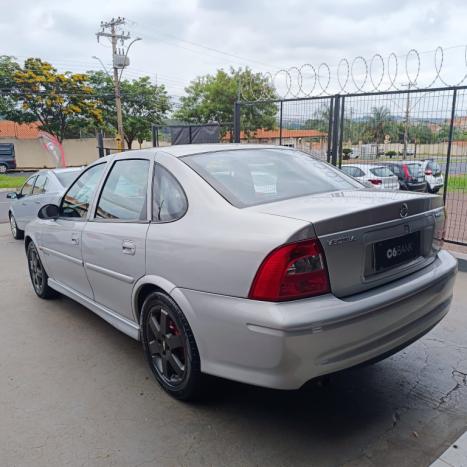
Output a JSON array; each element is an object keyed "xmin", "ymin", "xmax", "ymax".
[
  {"xmin": 0, "ymin": 223, "xmax": 466, "ymax": 467},
  {"xmin": 0, "ymin": 192, "xmax": 10, "ymax": 224}
]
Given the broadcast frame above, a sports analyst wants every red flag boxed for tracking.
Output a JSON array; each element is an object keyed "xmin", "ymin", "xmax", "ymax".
[{"xmin": 39, "ymin": 131, "xmax": 67, "ymax": 168}]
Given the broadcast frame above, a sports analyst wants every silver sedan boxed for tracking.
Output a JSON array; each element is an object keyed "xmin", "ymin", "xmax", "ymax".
[
  {"xmin": 7, "ymin": 168, "xmax": 81, "ymax": 239},
  {"xmin": 24, "ymin": 145, "xmax": 457, "ymax": 400}
]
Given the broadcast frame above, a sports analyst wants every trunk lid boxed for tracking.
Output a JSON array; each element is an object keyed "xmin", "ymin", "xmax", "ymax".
[{"xmin": 249, "ymin": 189, "xmax": 444, "ymax": 297}]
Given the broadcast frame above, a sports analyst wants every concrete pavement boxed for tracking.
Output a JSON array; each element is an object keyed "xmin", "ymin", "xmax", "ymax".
[
  {"xmin": 0, "ymin": 192, "xmax": 10, "ymax": 224},
  {"xmin": 0, "ymin": 223, "xmax": 466, "ymax": 467}
]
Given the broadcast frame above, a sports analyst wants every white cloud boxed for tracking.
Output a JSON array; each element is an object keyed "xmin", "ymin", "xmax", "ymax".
[{"xmin": 1, "ymin": 0, "xmax": 466, "ymax": 96}]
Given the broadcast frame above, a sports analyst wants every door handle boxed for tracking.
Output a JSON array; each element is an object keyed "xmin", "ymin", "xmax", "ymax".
[
  {"xmin": 71, "ymin": 232, "xmax": 80, "ymax": 245},
  {"xmin": 122, "ymin": 240, "xmax": 136, "ymax": 255}
]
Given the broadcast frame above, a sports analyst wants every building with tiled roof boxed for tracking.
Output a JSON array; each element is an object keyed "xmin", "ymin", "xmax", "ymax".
[{"xmin": 0, "ymin": 120, "xmax": 40, "ymax": 139}]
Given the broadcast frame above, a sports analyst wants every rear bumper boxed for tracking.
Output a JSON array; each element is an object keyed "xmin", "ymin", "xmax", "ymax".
[
  {"xmin": 172, "ymin": 250, "xmax": 457, "ymax": 390},
  {"xmin": 406, "ymin": 183, "xmax": 427, "ymax": 192}
]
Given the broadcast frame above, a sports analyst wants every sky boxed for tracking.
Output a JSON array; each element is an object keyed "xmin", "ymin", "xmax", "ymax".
[{"xmin": 1, "ymin": 0, "xmax": 467, "ymax": 99}]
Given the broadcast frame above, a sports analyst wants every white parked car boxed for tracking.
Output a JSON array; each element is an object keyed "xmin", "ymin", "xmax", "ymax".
[
  {"xmin": 340, "ymin": 164, "xmax": 399, "ymax": 190},
  {"xmin": 419, "ymin": 160, "xmax": 444, "ymax": 193},
  {"xmin": 7, "ymin": 167, "xmax": 82, "ymax": 239}
]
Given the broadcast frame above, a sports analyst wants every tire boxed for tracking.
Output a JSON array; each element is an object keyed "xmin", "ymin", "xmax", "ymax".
[
  {"xmin": 140, "ymin": 291, "xmax": 203, "ymax": 401},
  {"xmin": 27, "ymin": 242, "xmax": 57, "ymax": 299},
  {"xmin": 9, "ymin": 213, "xmax": 24, "ymax": 240},
  {"xmin": 0, "ymin": 164, "xmax": 7, "ymax": 174}
]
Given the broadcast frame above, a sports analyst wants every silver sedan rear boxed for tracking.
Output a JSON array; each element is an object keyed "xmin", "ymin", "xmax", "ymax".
[{"xmin": 23, "ymin": 145, "xmax": 457, "ymax": 400}]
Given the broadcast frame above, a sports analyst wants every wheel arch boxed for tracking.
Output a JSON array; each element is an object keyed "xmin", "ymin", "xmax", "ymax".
[
  {"xmin": 132, "ymin": 275, "xmax": 177, "ymax": 324},
  {"xmin": 24, "ymin": 235, "xmax": 33, "ymax": 252}
]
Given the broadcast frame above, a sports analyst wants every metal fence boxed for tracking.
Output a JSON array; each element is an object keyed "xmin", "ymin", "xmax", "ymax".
[{"xmin": 234, "ymin": 86, "xmax": 467, "ymax": 247}]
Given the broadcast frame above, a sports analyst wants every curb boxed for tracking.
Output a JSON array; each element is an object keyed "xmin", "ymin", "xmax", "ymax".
[
  {"xmin": 446, "ymin": 249, "xmax": 467, "ymax": 272},
  {"xmin": 0, "ymin": 188, "xmax": 15, "ymax": 193}
]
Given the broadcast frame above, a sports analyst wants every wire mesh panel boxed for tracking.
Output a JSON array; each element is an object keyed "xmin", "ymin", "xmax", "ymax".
[
  {"xmin": 235, "ymin": 87, "xmax": 467, "ymax": 247},
  {"xmin": 445, "ymin": 89, "xmax": 467, "ymax": 245},
  {"xmin": 238, "ymin": 97, "xmax": 333, "ymax": 160},
  {"xmin": 281, "ymin": 98, "xmax": 332, "ymax": 160}
]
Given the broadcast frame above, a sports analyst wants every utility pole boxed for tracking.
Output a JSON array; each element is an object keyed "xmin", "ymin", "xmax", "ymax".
[
  {"xmin": 402, "ymin": 83, "xmax": 411, "ymax": 160},
  {"xmin": 96, "ymin": 17, "xmax": 131, "ymax": 152}
]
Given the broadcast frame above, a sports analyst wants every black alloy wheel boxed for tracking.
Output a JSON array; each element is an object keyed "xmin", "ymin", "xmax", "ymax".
[
  {"xmin": 9, "ymin": 214, "xmax": 24, "ymax": 240},
  {"xmin": 27, "ymin": 242, "xmax": 56, "ymax": 299},
  {"xmin": 140, "ymin": 291, "xmax": 202, "ymax": 401}
]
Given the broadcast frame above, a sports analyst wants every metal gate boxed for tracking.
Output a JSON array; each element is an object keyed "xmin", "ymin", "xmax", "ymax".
[{"xmin": 234, "ymin": 85, "xmax": 467, "ymax": 247}]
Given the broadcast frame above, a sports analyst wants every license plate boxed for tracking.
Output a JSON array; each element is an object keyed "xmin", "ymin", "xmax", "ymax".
[{"xmin": 374, "ymin": 232, "xmax": 420, "ymax": 272}]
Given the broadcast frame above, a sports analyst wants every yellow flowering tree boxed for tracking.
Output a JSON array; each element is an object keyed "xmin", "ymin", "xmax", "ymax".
[{"xmin": 11, "ymin": 58, "xmax": 103, "ymax": 142}]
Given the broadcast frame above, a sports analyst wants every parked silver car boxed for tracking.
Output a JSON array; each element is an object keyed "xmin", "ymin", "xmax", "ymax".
[
  {"xmin": 24, "ymin": 145, "xmax": 457, "ymax": 400},
  {"xmin": 7, "ymin": 168, "xmax": 81, "ymax": 240}
]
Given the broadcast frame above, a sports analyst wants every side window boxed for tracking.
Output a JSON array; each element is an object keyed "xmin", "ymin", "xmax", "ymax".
[
  {"xmin": 153, "ymin": 164, "xmax": 188, "ymax": 222},
  {"xmin": 60, "ymin": 163, "xmax": 106, "ymax": 219},
  {"xmin": 95, "ymin": 159, "xmax": 150, "ymax": 221},
  {"xmin": 20, "ymin": 176, "xmax": 36, "ymax": 196},
  {"xmin": 33, "ymin": 174, "xmax": 48, "ymax": 194}
]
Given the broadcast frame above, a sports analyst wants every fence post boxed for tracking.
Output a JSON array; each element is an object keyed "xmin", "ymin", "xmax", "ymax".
[
  {"xmin": 443, "ymin": 88, "xmax": 458, "ymax": 204},
  {"xmin": 279, "ymin": 101, "xmax": 283, "ymax": 146},
  {"xmin": 338, "ymin": 97, "xmax": 345, "ymax": 168},
  {"xmin": 96, "ymin": 130, "xmax": 105, "ymax": 158},
  {"xmin": 233, "ymin": 102, "xmax": 241, "ymax": 143},
  {"xmin": 152, "ymin": 125, "xmax": 159, "ymax": 147},
  {"xmin": 331, "ymin": 95, "xmax": 341, "ymax": 166},
  {"xmin": 327, "ymin": 97, "xmax": 334, "ymax": 163}
]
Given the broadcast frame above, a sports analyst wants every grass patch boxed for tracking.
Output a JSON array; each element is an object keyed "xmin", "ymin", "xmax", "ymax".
[
  {"xmin": 447, "ymin": 174, "xmax": 467, "ymax": 192},
  {"xmin": 0, "ymin": 175, "xmax": 27, "ymax": 189}
]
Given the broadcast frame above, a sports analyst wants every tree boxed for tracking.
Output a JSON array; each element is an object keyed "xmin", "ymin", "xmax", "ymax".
[
  {"xmin": 365, "ymin": 106, "xmax": 392, "ymax": 155},
  {"xmin": 120, "ymin": 77, "xmax": 171, "ymax": 148},
  {"xmin": 87, "ymin": 71, "xmax": 171, "ymax": 148},
  {"xmin": 8, "ymin": 58, "xmax": 102, "ymax": 142},
  {"xmin": 174, "ymin": 68, "xmax": 277, "ymax": 140},
  {"xmin": 0, "ymin": 56, "xmax": 20, "ymax": 118},
  {"xmin": 304, "ymin": 105, "xmax": 330, "ymax": 133}
]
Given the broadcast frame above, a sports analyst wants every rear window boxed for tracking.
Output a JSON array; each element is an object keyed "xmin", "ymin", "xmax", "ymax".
[
  {"xmin": 55, "ymin": 170, "xmax": 81, "ymax": 188},
  {"xmin": 370, "ymin": 167, "xmax": 394, "ymax": 177},
  {"xmin": 427, "ymin": 161, "xmax": 441, "ymax": 175},
  {"xmin": 341, "ymin": 166, "xmax": 365, "ymax": 177},
  {"xmin": 183, "ymin": 148, "xmax": 362, "ymax": 207},
  {"xmin": 406, "ymin": 163, "xmax": 423, "ymax": 177}
]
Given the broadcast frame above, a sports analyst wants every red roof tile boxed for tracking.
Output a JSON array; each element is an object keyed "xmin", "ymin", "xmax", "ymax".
[
  {"xmin": 245, "ymin": 128, "xmax": 327, "ymax": 139},
  {"xmin": 0, "ymin": 120, "xmax": 40, "ymax": 139},
  {"xmin": 224, "ymin": 128, "xmax": 327, "ymax": 141}
]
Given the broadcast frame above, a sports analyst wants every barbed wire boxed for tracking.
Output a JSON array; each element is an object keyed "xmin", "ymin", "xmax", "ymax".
[{"xmin": 238, "ymin": 45, "xmax": 467, "ymax": 101}]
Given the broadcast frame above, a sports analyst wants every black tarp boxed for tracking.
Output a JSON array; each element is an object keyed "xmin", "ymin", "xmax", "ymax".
[{"xmin": 169, "ymin": 124, "xmax": 220, "ymax": 145}]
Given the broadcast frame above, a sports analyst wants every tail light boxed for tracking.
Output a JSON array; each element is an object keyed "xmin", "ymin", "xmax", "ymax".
[
  {"xmin": 249, "ymin": 239, "xmax": 330, "ymax": 301},
  {"xmin": 425, "ymin": 169, "xmax": 432, "ymax": 175},
  {"xmin": 368, "ymin": 179, "xmax": 382, "ymax": 185}
]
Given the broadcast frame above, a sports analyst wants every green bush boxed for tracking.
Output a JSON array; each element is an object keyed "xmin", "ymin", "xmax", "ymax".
[{"xmin": 386, "ymin": 150, "xmax": 397, "ymax": 158}]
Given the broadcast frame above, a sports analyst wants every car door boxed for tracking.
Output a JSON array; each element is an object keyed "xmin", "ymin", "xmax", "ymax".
[
  {"xmin": 26, "ymin": 173, "xmax": 50, "ymax": 223},
  {"xmin": 82, "ymin": 157, "xmax": 151, "ymax": 319},
  {"xmin": 39, "ymin": 162, "xmax": 107, "ymax": 298},
  {"xmin": 14, "ymin": 175, "xmax": 37, "ymax": 228}
]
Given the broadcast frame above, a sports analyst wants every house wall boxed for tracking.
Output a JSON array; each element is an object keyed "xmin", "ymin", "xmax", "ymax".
[{"xmin": 0, "ymin": 137, "xmax": 154, "ymax": 169}]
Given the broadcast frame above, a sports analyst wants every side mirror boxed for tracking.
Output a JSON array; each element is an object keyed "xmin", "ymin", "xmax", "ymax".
[
  {"xmin": 6, "ymin": 192, "xmax": 17, "ymax": 199},
  {"xmin": 38, "ymin": 204, "xmax": 60, "ymax": 220}
]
